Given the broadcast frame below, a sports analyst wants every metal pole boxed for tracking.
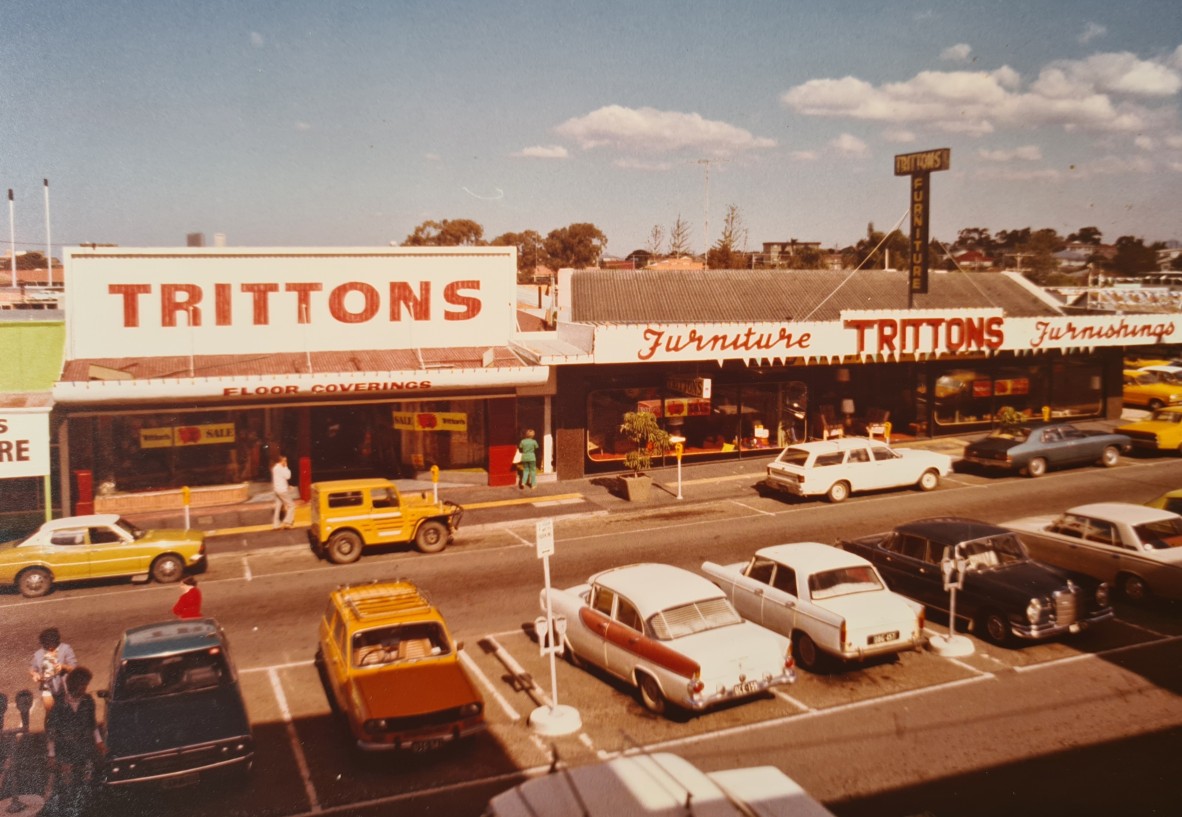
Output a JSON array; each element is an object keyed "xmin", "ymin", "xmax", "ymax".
[
  {"xmin": 43, "ymin": 179, "xmax": 52, "ymax": 287},
  {"xmin": 542, "ymin": 554, "xmax": 559, "ymax": 711},
  {"xmin": 8, "ymin": 189, "xmax": 14, "ymax": 287}
]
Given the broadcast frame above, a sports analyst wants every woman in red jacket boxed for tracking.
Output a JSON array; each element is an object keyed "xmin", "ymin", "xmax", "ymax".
[{"xmin": 172, "ymin": 577, "xmax": 203, "ymax": 619}]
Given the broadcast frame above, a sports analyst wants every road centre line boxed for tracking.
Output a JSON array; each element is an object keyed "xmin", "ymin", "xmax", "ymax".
[
  {"xmin": 460, "ymin": 648, "xmax": 521, "ymax": 722},
  {"xmin": 268, "ymin": 667, "xmax": 321, "ymax": 813}
]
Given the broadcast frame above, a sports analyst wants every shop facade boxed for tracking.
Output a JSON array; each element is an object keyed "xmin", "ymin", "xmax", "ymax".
[
  {"xmin": 547, "ymin": 268, "xmax": 1171, "ymax": 479},
  {"xmin": 54, "ymin": 247, "xmax": 553, "ymax": 514}
]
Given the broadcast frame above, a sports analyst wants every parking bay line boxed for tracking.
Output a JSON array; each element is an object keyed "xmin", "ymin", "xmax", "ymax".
[{"xmin": 268, "ymin": 666, "xmax": 322, "ymax": 814}]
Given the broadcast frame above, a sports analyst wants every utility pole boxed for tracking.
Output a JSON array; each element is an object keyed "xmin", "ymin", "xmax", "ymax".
[{"xmin": 695, "ymin": 158, "xmax": 727, "ymax": 270}]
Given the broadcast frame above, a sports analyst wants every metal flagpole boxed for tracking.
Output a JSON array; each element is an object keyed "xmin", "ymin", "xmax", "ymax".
[
  {"xmin": 8, "ymin": 189, "xmax": 14, "ymax": 287},
  {"xmin": 43, "ymin": 179, "xmax": 52, "ymax": 287}
]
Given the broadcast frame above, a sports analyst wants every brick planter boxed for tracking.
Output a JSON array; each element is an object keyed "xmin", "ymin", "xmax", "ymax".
[{"xmin": 94, "ymin": 483, "xmax": 250, "ymax": 514}]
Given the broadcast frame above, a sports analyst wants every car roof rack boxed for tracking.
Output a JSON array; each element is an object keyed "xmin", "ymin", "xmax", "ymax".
[{"xmin": 338, "ymin": 579, "xmax": 432, "ymax": 620}]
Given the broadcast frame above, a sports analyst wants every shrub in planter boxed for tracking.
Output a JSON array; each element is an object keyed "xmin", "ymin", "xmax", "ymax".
[{"xmin": 618, "ymin": 411, "xmax": 671, "ymax": 501}]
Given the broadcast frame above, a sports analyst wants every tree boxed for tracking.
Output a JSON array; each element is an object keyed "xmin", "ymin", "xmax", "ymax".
[
  {"xmin": 490, "ymin": 230, "xmax": 547, "ymax": 279},
  {"xmin": 1068, "ymin": 226, "xmax": 1103, "ymax": 245},
  {"xmin": 956, "ymin": 227, "xmax": 993, "ymax": 251},
  {"xmin": 852, "ymin": 222, "xmax": 907, "ymax": 269},
  {"xmin": 1015, "ymin": 228, "xmax": 1065, "ymax": 282},
  {"xmin": 668, "ymin": 215, "xmax": 693, "ymax": 257},
  {"xmin": 645, "ymin": 225, "xmax": 665, "ymax": 260},
  {"xmin": 14, "ymin": 251, "xmax": 48, "ymax": 270},
  {"xmin": 1111, "ymin": 235, "xmax": 1160, "ymax": 276},
  {"xmin": 706, "ymin": 204, "xmax": 749, "ymax": 269},
  {"xmin": 402, "ymin": 218, "xmax": 485, "ymax": 246},
  {"xmin": 543, "ymin": 223, "xmax": 607, "ymax": 269}
]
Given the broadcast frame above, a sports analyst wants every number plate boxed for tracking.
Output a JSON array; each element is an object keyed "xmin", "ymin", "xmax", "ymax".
[
  {"xmin": 869, "ymin": 631, "xmax": 899, "ymax": 645},
  {"xmin": 162, "ymin": 772, "xmax": 200, "ymax": 789},
  {"xmin": 411, "ymin": 739, "xmax": 444, "ymax": 753},
  {"xmin": 734, "ymin": 680, "xmax": 761, "ymax": 695}
]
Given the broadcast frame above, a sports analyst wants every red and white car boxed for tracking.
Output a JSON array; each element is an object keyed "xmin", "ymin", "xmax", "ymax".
[{"xmin": 540, "ymin": 563, "xmax": 796, "ymax": 716}]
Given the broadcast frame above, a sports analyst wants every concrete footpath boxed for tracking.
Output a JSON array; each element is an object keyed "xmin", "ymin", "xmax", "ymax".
[{"xmin": 115, "ymin": 432, "xmax": 989, "ymax": 538}]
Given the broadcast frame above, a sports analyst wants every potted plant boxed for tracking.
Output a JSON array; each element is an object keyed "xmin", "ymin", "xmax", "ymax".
[
  {"xmin": 618, "ymin": 410, "xmax": 672, "ymax": 501},
  {"xmin": 994, "ymin": 405, "xmax": 1024, "ymax": 427}
]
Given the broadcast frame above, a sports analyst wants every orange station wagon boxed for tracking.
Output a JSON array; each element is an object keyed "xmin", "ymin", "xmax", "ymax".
[{"xmin": 314, "ymin": 579, "xmax": 485, "ymax": 752}]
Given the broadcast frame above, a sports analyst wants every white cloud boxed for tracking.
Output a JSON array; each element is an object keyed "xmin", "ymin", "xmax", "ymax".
[
  {"xmin": 882, "ymin": 128, "xmax": 916, "ymax": 143},
  {"xmin": 424, "ymin": 152, "xmax": 442, "ymax": 162},
  {"xmin": 513, "ymin": 145, "xmax": 569, "ymax": 159},
  {"xmin": 830, "ymin": 133, "xmax": 868, "ymax": 157},
  {"xmin": 941, "ymin": 43, "xmax": 972, "ymax": 63},
  {"xmin": 1169, "ymin": 161, "xmax": 1182, "ymax": 172},
  {"xmin": 781, "ymin": 49, "xmax": 1182, "ymax": 138},
  {"xmin": 554, "ymin": 105, "xmax": 776, "ymax": 155},
  {"xmin": 250, "ymin": 32, "xmax": 265, "ymax": 48},
  {"xmin": 613, "ymin": 157, "xmax": 673, "ymax": 171},
  {"xmin": 294, "ymin": 121, "xmax": 311, "ymax": 131},
  {"xmin": 978, "ymin": 145, "xmax": 1042, "ymax": 161},
  {"xmin": 1165, "ymin": 134, "xmax": 1182, "ymax": 149},
  {"xmin": 1135, "ymin": 135, "xmax": 1155, "ymax": 150},
  {"xmin": 1078, "ymin": 22, "xmax": 1106, "ymax": 45},
  {"xmin": 972, "ymin": 167, "xmax": 1061, "ymax": 181},
  {"xmin": 790, "ymin": 150, "xmax": 819, "ymax": 161}
]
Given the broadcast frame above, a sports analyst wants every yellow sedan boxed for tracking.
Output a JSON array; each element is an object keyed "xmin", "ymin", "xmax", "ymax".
[{"xmin": 0, "ymin": 514, "xmax": 206, "ymax": 597}]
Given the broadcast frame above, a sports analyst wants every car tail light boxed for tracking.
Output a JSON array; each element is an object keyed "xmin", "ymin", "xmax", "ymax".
[
  {"xmin": 918, "ymin": 608, "xmax": 926, "ymax": 632},
  {"xmin": 840, "ymin": 620, "xmax": 848, "ymax": 649},
  {"xmin": 687, "ymin": 674, "xmax": 705, "ymax": 696}
]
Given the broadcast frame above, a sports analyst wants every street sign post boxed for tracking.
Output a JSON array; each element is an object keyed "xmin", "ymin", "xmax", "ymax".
[{"xmin": 529, "ymin": 518, "xmax": 581, "ymax": 735}]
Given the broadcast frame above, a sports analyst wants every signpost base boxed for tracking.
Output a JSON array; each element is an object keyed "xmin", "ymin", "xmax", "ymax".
[
  {"xmin": 528, "ymin": 704, "xmax": 581, "ymax": 736},
  {"xmin": 927, "ymin": 633, "xmax": 974, "ymax": 657}
]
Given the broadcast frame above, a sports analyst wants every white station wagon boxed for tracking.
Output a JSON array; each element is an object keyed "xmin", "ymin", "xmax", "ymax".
[
  {"xmin": 765, "ymin": 437, "xmax": 953, "ymax": 503},
  {"xmin": 703, "ymin": 543, "xmax": 926, "ymax": 671},
  {"xmin": 540, "ymin": 563, "xmax": 796, "ymax": 716}
]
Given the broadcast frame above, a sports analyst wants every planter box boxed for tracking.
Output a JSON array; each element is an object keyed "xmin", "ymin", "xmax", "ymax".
[
  {"xmin": 94, "ymin": 483, "xmax": 251, "ymax": 514},
  {"xmin": 621, "ymin": 474, "xmax": 652, "ymax": 502}
]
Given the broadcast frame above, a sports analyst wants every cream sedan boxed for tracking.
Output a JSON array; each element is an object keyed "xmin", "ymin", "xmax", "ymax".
[{"xmin": 704, "ymin": 543, "xmax": 926, "ymax": 671}]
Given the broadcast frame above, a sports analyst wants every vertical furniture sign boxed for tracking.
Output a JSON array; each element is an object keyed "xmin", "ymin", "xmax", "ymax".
[
  {"xmin": 0, "ymin": 412, "xmax": 50, "ymax": 478},
  {"xmin": 895, "ymin": 148, "xmax": 950, "ymax": 296}
]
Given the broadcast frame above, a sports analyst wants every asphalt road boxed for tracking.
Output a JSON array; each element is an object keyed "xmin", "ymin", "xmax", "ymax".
[{"xmin": 1, "ymin": 455, "xmax": 1180, "ymax": 816}]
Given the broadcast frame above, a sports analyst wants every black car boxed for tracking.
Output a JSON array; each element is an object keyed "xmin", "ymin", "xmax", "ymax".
[
  {"xmin": 838, "ymin": 518, "xmax": 1113, "ymax": 645},
  {"xmin": 99, "ymin": 618, "xmax": 253, "ymax": 788}
]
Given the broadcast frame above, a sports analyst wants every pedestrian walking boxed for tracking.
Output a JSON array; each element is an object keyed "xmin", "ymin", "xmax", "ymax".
[
  {"xmin": 517, "ymin": 429, "xmax": 539, "ymax": 489},
  {"xmin": 29, "ymin": 628, "xmax": 77, "ymax": 713},
  {"xmin": 46, "ymin": 667, "xmax": 103, "ymax": 785},
  {"xmin": 271, "ymin": 454, "xmax": 295, "ymax": 529},
  {"xmin": 172, "ymin": 576, "xmax": 203, "ymax": 619}
]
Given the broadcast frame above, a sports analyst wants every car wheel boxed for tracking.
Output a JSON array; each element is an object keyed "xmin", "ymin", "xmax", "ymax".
[
  {"xmin": 1026, "ymin": 457, "xmax": 1047, "ymax": 478},
  {"xmin": 637, "ymin": 673, "xmax": 667, "ymax": 716},
  {"xmin": 1149, "ymin": 399, "xmax": 1165, "ymax": 411},
  {"xmin": 1099, "ymin": 446, "xmax": 1120, "ymax": 467},
  {"xmin": 825, "ymin": 481, "xmax": 851, "ymax": 503},
  {"xmin": 917, "ymin": 469, "xmax": 940, "ymax": 491},
  {"xmin": 414, "ymin": 521, "xmax": 449, "ymax": 554},
  {"xmin": 1119, "ymin": 573, "xmax": 1150, "ymax": 603},
  {"xmin": 17, "ymin": 567, "xmax": 53, "ymax": 598},
  {"xmin": 326, "ymin": 531, "xmax": 363, "ymax": 564},
  {"xmin": 979, "ymin": 610, "xmax": 1011, "ymax": 646},
  {"xmin": 565, "ymin": 641, "xmax": 585, "ymax": 669},
  {"xmin": 795, "ymin": 632, "xmax": 823, "ymax": 672},
  {"xmin": 150, "ymin": 554, "xmax": 185, "ymax": 583}
]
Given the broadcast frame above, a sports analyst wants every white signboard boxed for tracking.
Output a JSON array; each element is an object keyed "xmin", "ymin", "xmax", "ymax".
[
  {"xmin": 536, "ymin": 518, "xmax": 555, "ymax": 559},
  {"xmin": 64, "ymin": 246, "xmax": 518, "ymax": 358},
  {"xmin": 590, "ymin": 309, "xmax": 1178, "ymax": 364},
  {"xmin": 0, "ymin": 412, "xmax": 50, "ymax": 478}
]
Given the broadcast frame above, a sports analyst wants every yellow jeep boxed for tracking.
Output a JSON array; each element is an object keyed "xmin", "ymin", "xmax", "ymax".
[
  {"xmin": 307, "ymin": 478, "xmax": 463, "ymax": 563},
  {"xmin": 314, "ymin": 579, "xmax": 485, "ymax": 752}
]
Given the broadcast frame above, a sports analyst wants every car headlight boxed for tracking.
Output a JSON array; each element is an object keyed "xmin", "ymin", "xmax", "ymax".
[
  {"xmin": 1096, "ymin": 583, "xmax": 1110, "ymax": 606},
  {"xmin": 1026, "ymin": 598, "xmax": 1043, "ymax": 624},
  {"xmin": 460, "ymin": 701, "xmax": 483, "ymax": 718},
  {"xmin": 363, "ymin": 719, "xmax": 387, "ymax": 734}
]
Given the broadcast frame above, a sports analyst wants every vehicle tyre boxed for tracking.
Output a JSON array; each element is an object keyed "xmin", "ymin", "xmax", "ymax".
[
  {"xmin": 565, "ymin": 641, "xmax": 585, "ymax": 669},
  {"xmin": 1148, "ymin": 399, "xmax": 1165, "ymax": 411},
  {"xmin": 1119, "ymin": 573, "xmax": 1150, "ymax": 603},
  {"xmin": 795, "ymin": 632, "xmax": 823, "ymax": 672},
  {"xmin": 414, "ymin": 521, "xmax": 449, "ymax": 554},
  {"xmin": 326, "ymin": 530, "xmax": 363, "ymax": 564},
  {"xmin": 637, "ymin": 672, "xmax": 667, "ymax": 716},
  {"xmin": 825, "ymin": 481, "xmax": 851, "ymax": 503},
  {"xmin": 150, "ymin": 554, "xmax": 185, "ymax": 584},
  {"xmin": 18, "ymin": 567, "xmax": 53, "ymax": 598},
  {"xmin": 979, "ymin": 610, "xmax": 1011, "ymax": 646},
  {"xmin": 917, "ymin": 469, "xmax": 940, "ymax": 492},
  {"xmin": 1026, "ymin": 457, "xmax": 1048, "ymax": 478},
  {"xmin": 1099, "ymin": 446, "xmax": 1120, "ymax": 467}
]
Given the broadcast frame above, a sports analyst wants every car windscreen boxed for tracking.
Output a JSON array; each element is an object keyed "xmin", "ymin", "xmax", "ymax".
[
  {"xmin": 648, "ymin": 597, "xmax": 742, "ymax": 640},
  {"xmin": 986, "ymin": 426, "xmax": 1029, "ymax": 441},
  {"xmin": 774, "ymin": 448, "xmax": 809, "ymax": 466},
  {"xmin": 352, "ymin": 621, "xmax": 450, "ymax": 666},
  {"xmin": 1134, "ymin": 517, "xmax": 1182, "ymax": 549},
  {"xmin": 808, "ymin": 566, "xmax": 884, "ymax": 600},
  {"xmin": 958, "ymin": 534, "xmax": 1028, "ymax": 568},
  {"xmin": 115, "ymin": 649, "xmax": 231, "ymax": 699},
  {"xmin": 1150, "ymin": 410, "xmax": 1182, "ymax": 423},
  {"xmin": 115, "ymin": 517, "xmax": 146, "ymax": 540}
]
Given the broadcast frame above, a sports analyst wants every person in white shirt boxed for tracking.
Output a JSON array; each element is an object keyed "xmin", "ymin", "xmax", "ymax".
[{"xmin": 271, "ymin": 454, "xmax": 295, "ymax": 529}]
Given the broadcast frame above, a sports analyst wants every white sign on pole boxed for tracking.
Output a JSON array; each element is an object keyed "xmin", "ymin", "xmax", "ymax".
[
  {"xmin": 0, "ymin": 413, "xmax": 51, "ymax": 478},
  {"xmin": 536, "ymin": 518, "xmax": 554, "ymax": 559}
]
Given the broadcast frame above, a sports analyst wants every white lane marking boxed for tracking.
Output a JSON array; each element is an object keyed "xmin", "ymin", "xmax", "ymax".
[
  {"xmin": 242, "ymin": 554, "xmax": 253, "ymax": 581},
  {"xmin": 1013, "ymin": 632, "xmax": 1182, "ymax": 673},
  {"xmin": 1119, "ymin": 620, "xmax": 1168, "ymax": 639},
  {"xmin": 460, "ymin": 648, "xmax": 521, "ymax": 722},
  {"xmin": 728, "ymin": 499, "xmax": 775, "ymax": 516},
  {"xmin": 772, "ymin": 688, "xmax": 812, "ymax": 711},
  {"xmin": 268, "ymin": 667, "xmax": 321, "ymax": 813},
  {"xmin": 944, "ymin": 656, "xmax": 989, "ymax": 675}
]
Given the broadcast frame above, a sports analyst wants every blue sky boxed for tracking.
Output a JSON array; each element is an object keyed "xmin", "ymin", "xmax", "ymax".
[{"xmin": 3, "ymin": 0, "xmax": 1181, "ymax": 260}]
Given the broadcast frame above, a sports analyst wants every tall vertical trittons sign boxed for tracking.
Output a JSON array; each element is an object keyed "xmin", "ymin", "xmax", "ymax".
[{"xmin": 895, "ymin": 148, "xmax": 951, "ymax": 296}]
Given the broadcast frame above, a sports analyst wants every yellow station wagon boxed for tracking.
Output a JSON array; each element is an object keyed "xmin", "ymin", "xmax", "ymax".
[
  {"xmin": 0, "ymin": 514, "xmax": 206, "ymax": 597},
  {"xmin": 314, "ymin": 579, "xmax": 485, "ymax": 752},
  {"xmin": 307, "ymin": 478, "xmax": 463, "ymax": 563}
]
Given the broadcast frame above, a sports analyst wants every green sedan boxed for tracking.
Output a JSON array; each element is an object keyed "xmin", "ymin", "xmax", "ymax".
[{"xmin": 0, "ymin": 514, "xmax": 206, "ymax": 598}]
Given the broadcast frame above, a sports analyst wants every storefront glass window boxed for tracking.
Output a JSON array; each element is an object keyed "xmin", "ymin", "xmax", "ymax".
[
  {"xmin": 1051, "ymin": 359, "xmax": 1103, "ymax": 418},
  {"xmin": 98, "ymin": 411, "xmax": 245, "ymax": 492}
]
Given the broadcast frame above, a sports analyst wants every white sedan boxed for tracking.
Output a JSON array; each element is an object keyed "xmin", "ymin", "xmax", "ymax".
[
  {"xmin": 703, "ymin": 543, "xmax": 926, "ymax": 671},
  {"xmin": 540, "ymin": 563, "xmax": 796, "ymax": 716},
  {"xmin": 764, "ymin": 437, "xmax": 953, "ymax": 503}
]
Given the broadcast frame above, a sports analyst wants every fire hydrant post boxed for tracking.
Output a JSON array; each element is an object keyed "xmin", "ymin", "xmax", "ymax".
[
  {"xmin": 182, "ymin": 485, "xmax": 191, "ymax": 531},
  {"xmin": 430, "ymin": 464, "xmax": 440, "ymax": 503}
]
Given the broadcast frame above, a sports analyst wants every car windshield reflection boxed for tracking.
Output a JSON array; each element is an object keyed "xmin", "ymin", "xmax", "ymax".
[
  {"xmin": 1134, "ymin": 518, "xmax": 1182, "ymax": 550},
  {"xmin": 116, "ymin": 651, "xmax": 229, "ymax": 698},
  {"xmin": 648, "ymin": 598, "xmax": 741, "ymax": 640},
  {"xmin": 955, "ymin": 534, "xmax": 1028, "ymax": 569},
  {"xmin": 808, "ymin": 566, "xmax": 884, "ymax": 600}
]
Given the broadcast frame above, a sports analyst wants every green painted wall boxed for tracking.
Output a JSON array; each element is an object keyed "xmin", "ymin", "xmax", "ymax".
[{"xmin": 0, "ymin": 320, "xmax": 66, "ymax": 391}]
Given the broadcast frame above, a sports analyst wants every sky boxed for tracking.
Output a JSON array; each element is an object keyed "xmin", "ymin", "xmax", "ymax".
[{"xmin": 2, "ymin": 0, "xmax": 1181, "ymax": 262}]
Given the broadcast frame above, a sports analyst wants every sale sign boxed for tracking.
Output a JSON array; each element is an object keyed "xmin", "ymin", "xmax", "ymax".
[
  {"xmin": 0, "ymin": 413, "xmax": 50, "ymax": 478},
  {"xmin": 392, "ymin": 412, "xmax": 468, "ymax": 432}
]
